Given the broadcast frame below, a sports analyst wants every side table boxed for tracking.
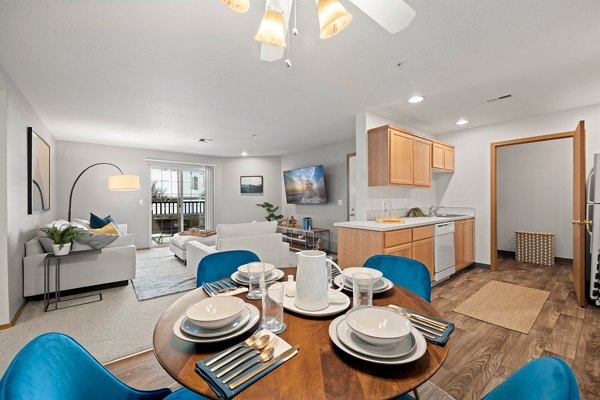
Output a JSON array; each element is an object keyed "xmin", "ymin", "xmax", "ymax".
[{"xmin": 44, "ymin": 249, "xmax": 103, "ymax": 312}]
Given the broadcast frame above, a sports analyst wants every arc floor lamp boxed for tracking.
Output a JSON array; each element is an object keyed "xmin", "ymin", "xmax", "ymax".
[{"xmin": 67, "ymin": 163, "xmax": 140, "ymax": 222}]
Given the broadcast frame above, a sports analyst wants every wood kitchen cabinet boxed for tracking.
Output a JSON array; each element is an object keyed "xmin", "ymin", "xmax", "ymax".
[
  {"xmin": 368, "ymin": 126, "xmax": 431, "ymax": 187},
  {"xmin": 454, "ymin": 218, "xmax": 475, "ymax": 270},
  {"xmin": 432, "ymin": 141, "xmax": 455, "ymax": 172}
]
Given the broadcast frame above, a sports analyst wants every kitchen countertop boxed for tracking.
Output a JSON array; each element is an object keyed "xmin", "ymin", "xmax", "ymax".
[{"xmin": 334, "ymin": 215, "xmax": 474, "ymax": 232}]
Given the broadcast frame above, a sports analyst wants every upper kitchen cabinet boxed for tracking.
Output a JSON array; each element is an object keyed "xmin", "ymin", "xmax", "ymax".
[
  {"xmin": 368, "ymin": 125, "xmax": 432, "ymax": 187},
  {"xmin": 432, "ymin": 141, "xmax": 455, "ymax": 172}
]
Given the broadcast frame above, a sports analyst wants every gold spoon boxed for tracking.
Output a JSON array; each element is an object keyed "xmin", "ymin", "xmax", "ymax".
[
  {"xmin": 204, "ymin": 331, "xmax": 260, "ymax": 367},
  {"xmin": 219, "ymin": 345, "xmax": 276, "ymax": 381},
  {"xmin": 210, "ymin": 335, "xmax": 270, "ymax": 372}
]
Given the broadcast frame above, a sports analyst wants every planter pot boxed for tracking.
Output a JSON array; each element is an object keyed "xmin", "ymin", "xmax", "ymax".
[{"xmin": 52, "ymin": 242, "xmax": 71, "ymax": 256}]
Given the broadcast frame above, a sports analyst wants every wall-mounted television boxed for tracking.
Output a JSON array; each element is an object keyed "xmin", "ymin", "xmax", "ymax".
[{"xmin": 283, "ymin": 165, "xmax": 327, "ymax": 204}]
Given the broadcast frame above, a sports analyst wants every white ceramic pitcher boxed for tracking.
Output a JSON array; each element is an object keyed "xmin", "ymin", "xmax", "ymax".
[{"xmin": 295, "ymin": 250, "xmax": 345, "ymax": 311}]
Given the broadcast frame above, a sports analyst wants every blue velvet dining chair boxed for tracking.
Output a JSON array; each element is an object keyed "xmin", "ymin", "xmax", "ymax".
[
  {"xmin": 0, "ymin": 332, "xmax": 205, "ymax": 400},
  {"xmin": 483, "ymin": 357, "xmax": 579, "ymax": 400},
  {"xmin": 196, "ymin": 250, "xmax": 260, "ymax": 287},
  {"xmin": 363, "ymin": 254, "xmax": 431, "ymax": 302}
]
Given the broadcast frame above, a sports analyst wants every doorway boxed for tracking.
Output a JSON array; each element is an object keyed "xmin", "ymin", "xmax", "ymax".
[
  {"xmin": 490, "ymin": 121, "xmax": 586, "ymax": 305},
  {"xmin": 150, "ymin": 166, "xmax": 209, "ymax": 246}
]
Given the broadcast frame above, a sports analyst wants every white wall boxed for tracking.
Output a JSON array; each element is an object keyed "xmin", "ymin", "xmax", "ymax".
[
  {"xmin": 220, "ymin": 157, "xmax": 282, "ymax": 224},
  {"xmin": 497, "ymin": 139, "xmax": 572, "ymax": 258},
  {"xmin": 281, "ymin": 139, "xmax": 356, "ymax": 252},
  {"xmin": 437, "ymin": 102, "xmax": 600, "ymax": 265},
  {"xmin": 0, "ymin": 66, "xmax": 57, "ymax": 324},
  {"xmin": 55, "ymin": 141, "xmax": 223, "ymax": 249}
]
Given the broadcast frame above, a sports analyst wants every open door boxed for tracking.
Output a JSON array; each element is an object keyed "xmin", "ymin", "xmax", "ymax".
[{"xmin": 573, "ymin": 120, "xmax": 587, "ymax": 306}]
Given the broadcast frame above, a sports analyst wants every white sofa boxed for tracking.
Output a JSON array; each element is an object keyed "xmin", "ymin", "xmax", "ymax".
[
  {"xmin": 186, "ymin": 221, "xmax": 290, "ymax": 277},
  {"xmin": 169, "ymin": 233, "xmax": 217, "ymax": 261},
  {"xmin": 23, "ymin": 223, "xmax": 136, "ymax": 298}
]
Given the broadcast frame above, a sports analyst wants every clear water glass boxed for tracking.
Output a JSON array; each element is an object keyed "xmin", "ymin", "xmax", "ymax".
[
  {"xmin": 261, "ymin": 282, "xmax": 285, "ymax": 333},
  {"xmin": 246, "ymin": 262, "xmax": 265, "ymax": 300},
  {"xmin": 352, "ymin": 272, "xmax": 373, "ymax": 308}
]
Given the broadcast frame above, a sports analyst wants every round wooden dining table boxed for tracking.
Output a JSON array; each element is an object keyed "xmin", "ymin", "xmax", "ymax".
[{"xmin": 153, "ymin": 268, "xmax": 450, "ymax": 399}]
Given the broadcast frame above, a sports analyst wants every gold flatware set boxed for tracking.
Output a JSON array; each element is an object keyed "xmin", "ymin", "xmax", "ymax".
[{"xmin": 386, "ymin": 305, "xmax": 448, "ymax": 340}]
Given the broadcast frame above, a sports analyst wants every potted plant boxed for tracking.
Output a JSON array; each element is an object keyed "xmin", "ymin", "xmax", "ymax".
[
  {"xmin": 256, "ymin": 202, "xmax": 283, "ymax": 222},
  {"xmin": 40, "ymin": 224, "xmax": 82, "ymax": 256}
]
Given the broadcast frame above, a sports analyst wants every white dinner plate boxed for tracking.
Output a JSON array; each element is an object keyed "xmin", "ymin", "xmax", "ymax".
[
  {"xmin": 231, "ymin": 269, "xmax": 284, "ymax": 286},
  {"xmin": 328, "ymin": 315, "xmax": 427, "ymax": 365},
  {"xmin": 283, "ymin": 291, "xmax": 350, "ymax": 317},
  {"xmin": 173, "ymin": 304, "xmax": 259, "ymax": 343},
  {"xmin": 180, "ymin": 305, "xmax": 251, "ymax": 338},
  {"xmin": 334, "ymin": 275, "xmax": 393, "ymax": 294},
  {"xmin": 336, "ymin": 318, "xmax": 416, "ymax": 359}
]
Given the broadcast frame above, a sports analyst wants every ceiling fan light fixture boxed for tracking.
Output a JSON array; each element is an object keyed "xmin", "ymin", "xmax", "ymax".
[
  {"xmin": 317, "ymin": 0, "xmax": 353, "ymax": 39},
  {"xmin": 223, "ymin": 0, "xmax": 250, "ymax": 13},
  {"xmin": 254, "ymin": 9, "xmax": 287, "ymax": 47}
]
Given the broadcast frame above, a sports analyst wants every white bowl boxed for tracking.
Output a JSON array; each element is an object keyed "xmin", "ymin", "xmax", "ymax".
[
  {"xmin": 185, "ymin": 297, "xmax": 246, "ymax": 330},
  {"xmin": 345, "ymin": 306, "xmax": 411, "ymax": 346},
  {"xmin": 342, "ymin": 267, "xmax": 383, "ymax": 283},
  {"xmin": 237, "ymin": 262, "xmax": 275, "ymax": 279}
]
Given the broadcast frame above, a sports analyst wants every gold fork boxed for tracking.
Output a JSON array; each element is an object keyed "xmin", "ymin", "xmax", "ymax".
[
  {"xmin": 217, "ymin": 336, "xmax": 279, "ymax": 383},
  {"xmin": 205, "ymin": 331, "xmax": 261, "ymax": 367}
]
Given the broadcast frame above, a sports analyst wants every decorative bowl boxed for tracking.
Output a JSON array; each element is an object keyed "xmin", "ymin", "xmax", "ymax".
[
  {"xmin": 345, "ymin": 306, "xmax": 411, "ymax": 346},
  {"xmin": 342, "ymin": 267, "xmax": 383, "ymax": 283},
  {"xmin": 185, "ymin": 297, "xmax": 246, "ymax": 329}
]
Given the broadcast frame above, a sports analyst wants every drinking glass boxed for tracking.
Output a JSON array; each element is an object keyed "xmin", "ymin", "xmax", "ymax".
[
  {"xmin": 246, "ymin": 262, "xmax": 265, "ymax": 300},
  {"xmin": 352, "ymin": 272, "xmax": 373, "ymax": 308},
  {"xmin": 261, "ymin": 282, "xmax": 286, "ymax": 334}
]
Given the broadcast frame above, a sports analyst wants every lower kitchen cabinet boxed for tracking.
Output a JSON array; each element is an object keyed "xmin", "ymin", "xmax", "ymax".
[
  {"xmin": 455, "ymin": 218, "xmax": 475, "ymax": 270},
  {"xmin": 412, "ymin": 237, "xmax": 434, "ymax": 278}
]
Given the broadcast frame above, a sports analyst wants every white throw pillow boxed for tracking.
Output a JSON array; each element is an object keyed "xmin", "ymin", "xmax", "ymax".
[
  {"xmin": 73, "ymin": 219, "xmax": 91, "ymax": 230},
  {"xmin": 216, "ymin": 221, "xmax": 277, "ymax": 239}
]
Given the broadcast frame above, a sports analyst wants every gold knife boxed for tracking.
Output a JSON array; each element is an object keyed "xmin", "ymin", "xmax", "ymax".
[
  {"xmin": 388, "ymin": 305, "xmax": 448, "ymax": 328},
  {"xmin": 229, "ymin": 345, "xmax": 299, "ymax": 390}
]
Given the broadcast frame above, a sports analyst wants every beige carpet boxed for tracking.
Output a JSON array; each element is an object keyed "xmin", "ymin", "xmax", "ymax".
[{"xmin": 453, "ymin": 280, "xmax": 550, "ymax": 334}]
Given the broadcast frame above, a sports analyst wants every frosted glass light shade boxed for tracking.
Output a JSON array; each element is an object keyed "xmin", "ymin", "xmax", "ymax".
[
  {"xmin": 108, "ymin": 175, "xmax": 140, "ymax": 191},
  {"xmin": 254, "ymin": 9, "xmax": 287, "ymax": 47},
  {"xmin": 317, "ymin": 0, "xmax": 352, "ymax": 39},
  {"xmin": 223, "ymin": 0, "xmax": 250, "ymax": 13}
]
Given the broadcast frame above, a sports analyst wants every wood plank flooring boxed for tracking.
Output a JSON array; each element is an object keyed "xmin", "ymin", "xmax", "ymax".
[{"xmin": 106, "ymin": 256, "xmax": 600, "ymax": 399}]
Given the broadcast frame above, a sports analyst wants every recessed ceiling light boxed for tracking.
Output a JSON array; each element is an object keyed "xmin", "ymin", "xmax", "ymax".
[
  {"xmin": 198, "ymin": 138, "xmax": 213, "ymax": 143},
  {"xmin": 408, "ymin": 96, "xmax": 424, "ymax": 104},
  {"xmin": 241, "ymin": 151, "xmax": 248, "ymax": 157},
  {"xmin": 456, "ymin": 119, "xmax": 469, "ymax": 126}
]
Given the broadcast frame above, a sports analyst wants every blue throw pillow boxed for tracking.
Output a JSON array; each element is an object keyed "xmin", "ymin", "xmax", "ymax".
[{"xmin": 89, "ymin": 213, "xmax": 116, "ymax": 229}]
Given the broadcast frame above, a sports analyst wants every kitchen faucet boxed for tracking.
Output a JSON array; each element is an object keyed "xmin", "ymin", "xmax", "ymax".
[{"xmin": 428, "ymin": 205, "xmax": 444, "ymax": 216}]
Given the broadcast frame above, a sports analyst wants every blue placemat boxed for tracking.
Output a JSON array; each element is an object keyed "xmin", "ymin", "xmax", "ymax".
[
  {"xmin": 195, "ymin": 338, "xmax": 298, "ymax": 399},
  {"xmin": 394, "ymin": 306, "xmax": 454, "ymax": 346}
]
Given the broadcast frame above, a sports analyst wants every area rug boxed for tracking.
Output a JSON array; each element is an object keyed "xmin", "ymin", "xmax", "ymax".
[
  {"xmin": 132, "ymin": 247, "xmax": 196, "ymax": 301},
  {"xmin": 453, "ymin": 280, "xmax": 549, "ymax": 334}
]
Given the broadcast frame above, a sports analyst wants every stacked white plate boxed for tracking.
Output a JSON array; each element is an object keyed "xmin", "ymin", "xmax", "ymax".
[
  {"xmin": 328, "ymin": 306, "xmax": 427, "ymax": 365},
  {"xmin": 231, "ymin": 262, "xmax": 285, "ymax": 286},
  {"xmin": 334, "ymin": 267, "xmax": 393, "ymax": 294},
  {"xmin": 173, "ymin": 297, "xmax": 260, "ymax": 343}
]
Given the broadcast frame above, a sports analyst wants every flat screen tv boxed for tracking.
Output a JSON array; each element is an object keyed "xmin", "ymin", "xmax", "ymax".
[{"xmin": 283, "ymin": 165, "xmax": 327, "ymax": 204}]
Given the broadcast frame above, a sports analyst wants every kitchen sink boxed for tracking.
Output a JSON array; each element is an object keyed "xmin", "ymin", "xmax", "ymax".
[{"xmin": 432, "ymin": 214, "xmax": 465, "ymax": 218}]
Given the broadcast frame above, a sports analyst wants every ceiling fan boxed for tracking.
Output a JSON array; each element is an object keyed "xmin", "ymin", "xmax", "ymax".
[{"xmin": 222, "ymin": 0, "xmax": 416, "ymax": 65}]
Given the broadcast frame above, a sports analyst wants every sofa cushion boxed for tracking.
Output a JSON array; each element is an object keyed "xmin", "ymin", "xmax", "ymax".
[
  {"xmin": 38, "ymin": 237, "xmax": 54, "ymax": 253},
  {"xmin": 90, "ymin": 213, "xmax": 116, "ymax": 229},
  {"xmin": 89, "ymin": 222, "xmax": 120, "ymax": 236},
  {"xmin": 25, "ymin": 238, "xmax": 45, "ymax": 256},
  {"xmin": 72, "ymin": 234, "xmax": 134, "ymax": 251},
  {"xmin": 216, "ymin": 221, "xmax": 277, "ymax": 239},
  {"xmin": 73, "ymin": 218, "xmax": 91, "ymax": 230}
]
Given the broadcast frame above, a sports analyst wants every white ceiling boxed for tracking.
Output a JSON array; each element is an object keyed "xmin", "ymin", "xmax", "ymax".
[{"xmin": 0, "ymin": 0, "xmax": 599, "ymax": 156}]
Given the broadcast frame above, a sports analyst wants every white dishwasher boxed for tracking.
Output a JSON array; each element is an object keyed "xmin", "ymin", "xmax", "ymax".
[{"xmin": 434, "ymin": 222, "xmax": 456, "ymax": 282}]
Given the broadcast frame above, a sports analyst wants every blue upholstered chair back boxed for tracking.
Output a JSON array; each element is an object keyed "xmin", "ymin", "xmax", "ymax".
[
  {"xmin": 0, "ymin": 333, "xmax": 172, "ymax": 400},
  {"xmin": 363, "ymin": 255, "xmax": 431, "ymax": 302},
  {"xmin": 197, "ymin": 250, "xmax": 260, "ymax": 286},
  {"xmin": 483, "ymin": 357, "xmax": 579, "ymax": 400}
]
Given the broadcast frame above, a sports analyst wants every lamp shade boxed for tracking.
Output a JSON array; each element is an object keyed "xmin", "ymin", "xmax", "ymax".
[
  {"xmin": 317, "ymin": 0, "xmax": 352, "ymax": 39},
  {"xmin": 223, "ymin": 0, "xmax": 250, "ymax": 13},
  {"xmin": 254, "ymin": 9, "xmax": 287, "ymax": 47},
  {"xmin": 108, "ymin": 175, "xmax": 140, "ymax": 191}
]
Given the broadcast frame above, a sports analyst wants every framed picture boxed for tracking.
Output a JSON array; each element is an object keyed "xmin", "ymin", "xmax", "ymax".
[
  {"xmin": 27, "ymin": 127, "xmax": 51, "ymax": 214},
  {"xmin": 240, "ymin": 176, "xmax": 263, "ymax": 194}
]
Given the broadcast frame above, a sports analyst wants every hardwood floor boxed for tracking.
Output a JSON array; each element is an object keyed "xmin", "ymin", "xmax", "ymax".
[{"xmin": 106, "ymin": 256, "xmax": 600, "ymax": 399}]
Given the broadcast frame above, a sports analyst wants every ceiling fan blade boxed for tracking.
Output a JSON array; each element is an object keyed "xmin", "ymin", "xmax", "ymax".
[
  {"xmin": 349, "ymin": 0, "xmax": 416, "ymax": 34},
  {"xmin": 260, "ymin": 44, "xmax": 285, "ymax": 62}
]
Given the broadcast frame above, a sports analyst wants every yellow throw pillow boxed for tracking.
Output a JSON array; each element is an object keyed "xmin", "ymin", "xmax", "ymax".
[{"xmin": 89, "ymin": 222, "xmax": 120, "ymax": 236}]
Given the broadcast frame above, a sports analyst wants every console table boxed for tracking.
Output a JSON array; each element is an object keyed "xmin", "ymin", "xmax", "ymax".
[
  {"xmin": 44, "ymin": 249, "xmax": 103, "ymax": 312},
  {"xmin": 277, "ymin": 224, "xmax": 330, "ymax": 253}
]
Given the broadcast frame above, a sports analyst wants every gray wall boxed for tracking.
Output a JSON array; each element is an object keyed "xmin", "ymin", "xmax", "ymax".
[
  {"xmin": 281, "ymin": 139, "xmax": 356, "ymax": 252},
  {"xmin": 497, "ymin": 139, "xmax": 572, "ymax": 258},
  {"xmin": 0, "ymin": 66, "xmax": 57, "ymax": 324},
  {"xmin": 221, "ymin": 157, "xmax": 282, "ymax": 224},
  {"xmin": 55, "ymin": 141, "xmax": 223, "ymax": 249}
]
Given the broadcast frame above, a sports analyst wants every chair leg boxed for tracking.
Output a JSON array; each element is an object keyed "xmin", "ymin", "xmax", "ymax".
[{"xmin": 413, "ymin": 387, "xmax": 421, "ymax": 400}]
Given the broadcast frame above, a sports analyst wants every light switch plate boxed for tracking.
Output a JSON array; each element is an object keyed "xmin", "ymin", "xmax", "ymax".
[
  {"xmin": 139, "ymin": 199, "xmax": 144, "ymax": 205},
  {"xmin": 338, "ymin": 199, "xmax": 343, "ymax": 206}
]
